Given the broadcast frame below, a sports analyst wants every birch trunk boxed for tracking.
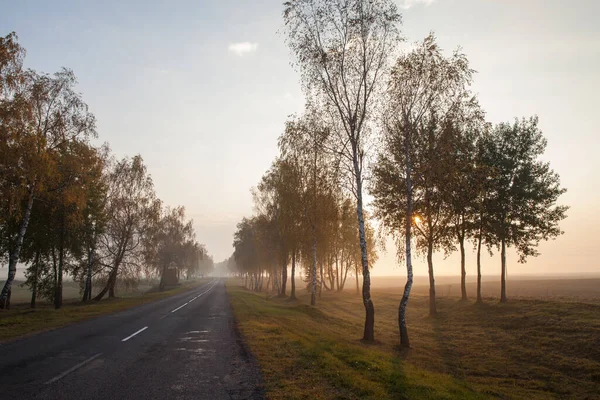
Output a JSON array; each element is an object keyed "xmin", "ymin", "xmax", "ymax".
[
  {"xmin": 0, "ymin": 184, "xmax": 35, "ymax": 309},
  {"xmin": 399, "ymin": 142, "xmax": 413, "ymax": 348},
  {"xmin": 354, "ymin": 162, "xmax": 374, "ymax": 342}
]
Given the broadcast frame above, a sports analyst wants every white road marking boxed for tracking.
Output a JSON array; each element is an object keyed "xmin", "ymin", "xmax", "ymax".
[
  {"xmin": 121, "ymin": 326, "xmax": 148, "ymax": 342},
  {"xmin": 45, "ymin": 353, "xmax": 102, "ymax": 384},
  {"xmin": 171, "ymin": 302, "xmax": 189, "ymax": 313},
  {"xmin": 169, "ymin": 280, "xmax": 218, "ymax": 314}
]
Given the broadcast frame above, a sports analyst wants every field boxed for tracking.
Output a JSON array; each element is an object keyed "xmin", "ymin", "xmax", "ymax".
[
  {"xmin": 1, "ymin": 279, "xmax": 158, "ymax": 305},
  {"xmin": 227, "ymin": 277, "xmax": 600, "ymax": 400},
  {"xmin": 0, "ymin": 278, "xmax": 208, "ymax": 342}
]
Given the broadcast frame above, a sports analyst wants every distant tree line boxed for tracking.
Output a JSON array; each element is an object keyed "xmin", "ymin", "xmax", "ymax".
[
  {"xmin": 231, "ymin": 0, "xmax": 567, "ymax": 348},
  {"xmin": 0, "ymin": 32, "xmax": 211, "ymax": 310}
]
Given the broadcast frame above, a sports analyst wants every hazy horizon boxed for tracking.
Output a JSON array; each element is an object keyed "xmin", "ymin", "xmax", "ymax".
[{"xmin": 2, "ymin": 0, "xmax": 598, "ymax": 277}]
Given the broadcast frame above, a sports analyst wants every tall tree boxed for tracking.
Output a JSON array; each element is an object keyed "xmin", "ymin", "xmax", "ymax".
[
  {"xmin": 442, "ymin": 100, "xmax": 486, "ymax": 301},
  {"xmin": 0, "ymin": 57, "xmax": 97, "ymax": 308},
  {"xmin": 283, "ymin": 0, "xmax": 401, "ymax": 341},
  {"xmin": 279, "ymin": 112, "xmax": 332, "ymax": 306},
  {"xmin": 482, "ymin": 117, "xmax": 568, "ymax": 302},
  {"xmin": 94, "ymin": 155, "xmax": 160, "ymax": 300},
  {"xmin": 372, "ymin": 34, "xmax": 473, "ymax": 346}
]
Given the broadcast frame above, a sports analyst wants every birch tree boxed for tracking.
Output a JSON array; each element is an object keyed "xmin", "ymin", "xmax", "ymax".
[
  {"xmin": 0, "ymin": 58, "xmax": 96, "ymax": 307},
  {"xmin": 279, "ymin": 112, "xmax": 331, "ymax": 306},
  {"xmin": 94, "ymin": 155, "xmax": 160, "ymax": 300},
  {"xmin": 283, "ymin": 0, "xmax": 401, "ymax": 340},
  {"xmin": 372, "ymin": 34, "xmax": 473, "ymax": 346}
]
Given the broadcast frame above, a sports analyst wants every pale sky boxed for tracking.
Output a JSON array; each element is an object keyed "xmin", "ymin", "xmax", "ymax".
[{"xmin": 2, "ymin": 0, "xmax": 598, "ymax": 278}]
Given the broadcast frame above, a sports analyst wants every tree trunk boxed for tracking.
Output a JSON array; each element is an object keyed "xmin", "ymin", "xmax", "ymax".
[
  {"xmin": 272, "ymin": 264, "xmax": 279, "ymax": 295},
  {"xmin": 108, "ymin": 270, "xmax": 117, "ymax": 298},
  {"xmin": 335, "ymin": 257, "xmax": 340, "ymax": 291},
  {"xmin": 54, "ymin": 214, "xmax": 65, "ymax": 309},
  {"xmin": 320, "ymin": 262, "xmax": 330, "ymax": 291},
  {"xmin": 0, "ymin": 184, "xmax": 35, "ymax": 309},
  {"xmin": 476, "ymin": 221, "xmax": 483, "ymax": 303},
  {"xmin": 427, "ymin": 241, "xmax": 437, "ymax": 316},
  {"xmin": 280, "ymin": 259, "xmax": 287, "ymax": 297},
  {"xmin": 355, "ymin": 262, "xmax": 359, "ymax": 295},
  {"xmin": 354, "ymin": 164, "xmax": 374, "ymax": 342},
  {"xmin": 291, "ymin": 250, "xmax": 296, "ymax": 299},
  {"xmin": 83, "ymin": 242, "xmax": 94, "ymax": 302},
  {"xmin": 94, "ymin": 266, "xmax": 118, "ymax": 301},
  {"xmin": 30, "ymin": 251, "xmax": 41, "ymax": 309},
  {"xmin": 459, "ymin": 232, "xmax": 467, "ymax": 300},
  {"xmin": 500, "ymin": 238, "xmax": 507, "ymax": 303},
  {"xmin": 399, "ymin": 144, "xmax": 413, "ymax": 348},
  {"xmin": 311, "ymin": 227, "xmax": 317, "ymax": 306},
  {"xmin": 340, "ymin": 258, "xmax": 349, "ymax": 292}
]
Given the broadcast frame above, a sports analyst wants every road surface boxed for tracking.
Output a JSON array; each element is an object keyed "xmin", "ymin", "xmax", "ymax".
[{"xmin": 0, "ymin": 279, "xmax": 263, "ymax": 399}]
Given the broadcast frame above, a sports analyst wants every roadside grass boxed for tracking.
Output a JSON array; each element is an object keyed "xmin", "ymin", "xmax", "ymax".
[
  {"xmin": 0, "ymin": 279, "xmax": 210, "ymax": 342},
  {"xmin": 227, "ymin": 282, "xmax": 600, "ymax": 400}
]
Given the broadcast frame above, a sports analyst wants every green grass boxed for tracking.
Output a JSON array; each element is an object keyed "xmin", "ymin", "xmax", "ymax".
[
  {"xmin": 0, "ymin": 279, "xmax": 209, "ymax": 342},
  {"xmin": 226, "ymin": 282, "xmax": 600, "ymax": 400}
]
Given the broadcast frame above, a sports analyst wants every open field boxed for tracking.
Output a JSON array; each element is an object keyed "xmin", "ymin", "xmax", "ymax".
[
  {"xmin": 368, "ymin": 276, "xmax": 600, "ymax": 305},
  {"xmin": 0, "ymin": 278, "xmax": 209, "ymax": 342},
  {"xmin": 227, "ymin": 278, "xmax": 600, "ymax": 400},
  {"xmin": 0, "ymin": 279, "xmax": 159, "ymax": 305}
]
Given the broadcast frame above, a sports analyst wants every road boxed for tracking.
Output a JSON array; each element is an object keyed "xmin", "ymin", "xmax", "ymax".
[{"xmin": 0, "ymin": 279, "xmax": 263, "ymax": 399}]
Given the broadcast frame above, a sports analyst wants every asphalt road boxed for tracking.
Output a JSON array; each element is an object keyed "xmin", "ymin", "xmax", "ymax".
[{"xmin": 0, "ymin": 279, "xmax": 263, "ymax": 400}]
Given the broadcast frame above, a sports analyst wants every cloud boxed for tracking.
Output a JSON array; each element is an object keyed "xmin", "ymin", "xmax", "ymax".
[
  {"xmin": 228, "ymin": 42, "xmax": 258, "ymax": 56},
  {"xmin": 400, "ymin": 0, "xmax": 435, "ymax": 9}
]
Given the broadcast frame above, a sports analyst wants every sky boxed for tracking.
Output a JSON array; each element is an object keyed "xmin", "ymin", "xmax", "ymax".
[{"xmin": 1, "ymin": 0, "xmax": 598, "ymax": 278}]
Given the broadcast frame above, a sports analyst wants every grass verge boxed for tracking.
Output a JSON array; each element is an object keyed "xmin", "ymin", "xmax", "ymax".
[
  {"xmin": 0, "ymin": 279, "xmax": 209, "ymax": 343},
  {"xmin": 226, "ymin": 281, "xmax": 600, "ymax": 400}
]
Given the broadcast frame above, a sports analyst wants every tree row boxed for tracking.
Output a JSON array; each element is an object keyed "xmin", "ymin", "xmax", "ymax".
[{"xmin": 0, "ymin": 33, "xmax": 212, "ymax": 310}]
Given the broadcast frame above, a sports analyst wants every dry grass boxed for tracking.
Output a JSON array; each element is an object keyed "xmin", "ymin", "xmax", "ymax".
[
  {"xmin": 227, "ymin": 280, "xmax": 600, "ymax": 400},
  {"xmin": 0, "ymin": 279, "xmax": 209, "ymax": 342}
]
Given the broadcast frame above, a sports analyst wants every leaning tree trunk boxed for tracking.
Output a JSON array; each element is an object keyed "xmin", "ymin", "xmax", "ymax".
[
  {"xmin": 476, "ymin": 220, "xmax": 483, "ymax": 303},
  {"xmin": 290, "ymin": 250, "xmax": 296, "ymax": 299},
  {"xmin": 354, "ymin": 165, "xmax": 374, "ymax": 342},
  {"xmin": 94, "ymin": 265, "xmax": 118, "ymax": 301},
  {"xmin": 427, "ymin": 241, "xmax": 437, "ymax": 316},
  {"xmin": 108, "ymin": 267, "xmax": 118, "ymax": 298},
  {"xmin": 0, "ymin": 185, "xmax": 35, "ymax": 309},
  {"xmin": 399, "ymin": 145, "xmax": 414, "ymax": 348},
  {"xmin": 500, "ymin": 238, "xmax": 507, "ymax": 303}
]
